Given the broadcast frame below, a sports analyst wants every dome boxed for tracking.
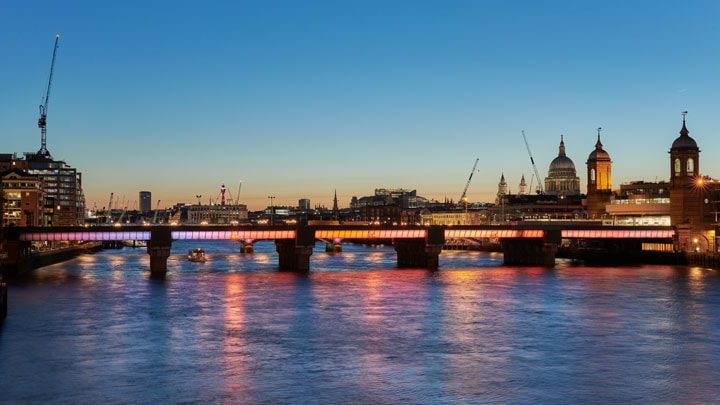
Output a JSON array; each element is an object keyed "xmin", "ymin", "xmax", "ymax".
[
  {"xmin": 671, "ymin": 118, "xmax": 698, "ymax": 150},
  {"xmin": 548, "ymin": 135, "xmax": 576, "ymax": 176},
  {"xmin": 588, "ymin": 134, "xmax": 611, "ymax": 161},
  {"xmin": 549, "ymin": 155, "xmax": 576, "ymax": 172}
]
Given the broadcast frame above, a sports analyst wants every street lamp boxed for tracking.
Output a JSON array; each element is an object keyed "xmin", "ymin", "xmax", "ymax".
[{"xmin": 268, "ymin": 196, "xmax": 275, "ymax": 226}]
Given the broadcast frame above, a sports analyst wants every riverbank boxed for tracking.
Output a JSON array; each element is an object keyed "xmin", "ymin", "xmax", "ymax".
[{"xmin": 1, "ymin": 242, "xmax": 103, "ymax": 277}]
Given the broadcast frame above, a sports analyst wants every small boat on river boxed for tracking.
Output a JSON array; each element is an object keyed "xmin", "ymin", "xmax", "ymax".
[{"xmin": 187, "ymin": 248, "xmax": 207, "ymax": 263}]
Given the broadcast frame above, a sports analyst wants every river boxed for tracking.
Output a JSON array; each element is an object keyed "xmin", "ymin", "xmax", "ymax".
[{"xmin": 1, "ymin": 240, "xmax": 719, "ymax": 404}]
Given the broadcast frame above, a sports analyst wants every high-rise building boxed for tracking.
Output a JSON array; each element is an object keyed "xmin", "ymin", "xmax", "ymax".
[
  {"xmin": 140, "ymin": 191, "xmax": 152, "ymax": 213},
  {"xmin": 299, "ymin": 198, "xmax": 311, "ymax": 210},
  {"xmin": 25, "ymin": 153, "xmax": 85, "ymax": 226}
]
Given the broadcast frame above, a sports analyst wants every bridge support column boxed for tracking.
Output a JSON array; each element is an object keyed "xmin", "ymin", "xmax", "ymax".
[
  {"xmin": 275, "ymin": 239, "xmax": 314, "ymax": 272},
  {"xmin": 147, "ymin": 246, "xmax": 172, "ymax": 277},
  {"xmin": 325, "ymin": 238, "xmax": 342, "ymax": 253},
  {"xmin": 394, "ymin": 239, "xmax": 443, "ymax": 269},
  {"xmin": 394, "ymin": 227, "xmax": 445, "ymax": 269},
  {"xmin": 502, "ymin": 238, "xmax": 557, "ymax": 267},
  {"xmin": 147, "ymin": 226, "xmax": 173, "ymax": 278},
  {"xmin": 241, "ymin": 240, "xmax": 254, "ymax": 254}
]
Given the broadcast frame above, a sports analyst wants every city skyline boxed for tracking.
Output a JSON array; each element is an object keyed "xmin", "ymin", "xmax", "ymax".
[{"xmin": 3, "ymin": 1, "xmax": 720, "ymax": 211}]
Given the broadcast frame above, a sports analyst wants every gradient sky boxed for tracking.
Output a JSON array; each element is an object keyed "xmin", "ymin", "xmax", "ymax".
[{"xmin": 2, "ymin": 1, "xmax": 719, "ymax": 211}]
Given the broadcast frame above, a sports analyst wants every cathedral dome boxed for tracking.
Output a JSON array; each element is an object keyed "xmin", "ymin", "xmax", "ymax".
[
  {"xmin": 544, "ymin": 135, "xmax": 581, "ymax": 197},
  {"xmin": 547, "ymin": 136, "xmax": 576, "ymax": 176},
  {"xmin": 671, "ymin": 117, "xmax": 698, "ymax": 151}
]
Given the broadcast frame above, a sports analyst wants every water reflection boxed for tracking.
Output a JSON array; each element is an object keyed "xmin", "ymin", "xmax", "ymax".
[{"xmin": 1, "ymin": 242, "xmax": 720, "ymax": 403}]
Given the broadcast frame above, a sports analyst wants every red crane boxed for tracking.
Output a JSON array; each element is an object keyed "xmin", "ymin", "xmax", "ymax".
[{"xmin": 37, "ymin": 34, "xmax": 60, "ymax": 158}]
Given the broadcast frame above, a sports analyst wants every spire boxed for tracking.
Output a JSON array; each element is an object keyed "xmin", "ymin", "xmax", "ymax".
[
  {"xmin": 680, "ymin": 110, "xmax": 689, "ymax": 137},
  {"xmin": 596, "ymin": 127, "xmax": 603, "ymax": 150},
  {"xmin": 558, "ymin": 135, "xmax": 566, "ymax": 156},
  {"xmin": 332, "ymin": 189, "xmax": 339, "ymax": 220}
]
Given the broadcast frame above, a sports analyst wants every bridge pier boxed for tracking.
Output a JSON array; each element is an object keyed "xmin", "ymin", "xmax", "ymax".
[
  {"xmin": 240, "ymin": 239, "xmax": 254, "ymax": 254},
  {"xmin": 275, "ymin": 239, "xmax": 314, "ymax": 272},
  {"xmin": 394, "ymin": 226, "xmax": 445, "ymax": 269},
  {"xmin": 147, "ymin": 226, "xmax": 173, "ymax": 278},
  {"xmin": 501, "ymin": 238, "xmax": 558, "ymax": 267},
  {"xmin": 325, "ymin": 238, "xmax": 342, "ymax": 253}
]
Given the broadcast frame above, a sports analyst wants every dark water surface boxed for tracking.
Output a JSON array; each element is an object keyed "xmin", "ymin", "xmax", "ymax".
[{"xmin": 1, "ymin": 241, "xmax": 719, "ymax": 404}]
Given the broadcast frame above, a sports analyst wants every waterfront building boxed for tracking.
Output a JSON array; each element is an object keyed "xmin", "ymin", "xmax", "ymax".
[
  {"xmin": 1, "ymin": 169, "xmax": 44, "ymax": 227},
  {"xmin": 603, "ymin": 181, "xmax": 670, "ymax": 226},
  {"xmin": 419, "ymin": 208, "xmax": 488, "ymax": 226},
  {"xmin": 298, "ymin": 198, "xmax": 311, "ymax": 210},
  {"xmin": 25, "ymin": 153, "xmax": 85, "ymax": 226},
  {"xmin": 186, "ymin": 204, "xmax": 248, "ymax": 224},
  {"xmin": 586, "ymin": 129, "xmax": 614, "ymax": 219},
  {"xmin": 544, "ymin": 135, "xmax": 581, "ymax": 197},
  {"xmin": 351, "ymin": 188, "xmax": 428, "ymax": 210}
]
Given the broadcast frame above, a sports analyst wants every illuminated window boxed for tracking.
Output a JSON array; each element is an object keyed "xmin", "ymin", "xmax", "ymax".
[
  {"xmin": 591, "ymin": 168, "xmax": 596, "ymax": 182},
  {"xmin": 687, "ymin": 158, "xmax": 694, "ymax": 174},
  {"xmin": 674, "ymin": 158, "xmax": 681, "ymax": 175}
]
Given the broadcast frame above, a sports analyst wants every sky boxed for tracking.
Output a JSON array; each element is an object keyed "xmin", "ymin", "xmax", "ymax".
[{"xmin": 2, "ymin": 1, "xmax": 720, "ymax": 211}]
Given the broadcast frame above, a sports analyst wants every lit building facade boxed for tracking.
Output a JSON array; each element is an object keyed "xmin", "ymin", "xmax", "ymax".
[
  {"xmin": 25, "ymin": 154, "xmax": 85, "ymax": 226},
  {"xmin": 1, "ymin": 169, "xmax": 44, "ymax": 227}
]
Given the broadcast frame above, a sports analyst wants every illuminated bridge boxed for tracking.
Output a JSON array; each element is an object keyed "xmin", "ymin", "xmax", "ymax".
[{"xmin": 7, "ymin": 224, "xmax": 676, "ymax": 276}]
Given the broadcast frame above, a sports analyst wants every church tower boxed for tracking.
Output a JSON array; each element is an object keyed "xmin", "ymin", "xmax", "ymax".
[
  {"xmin": 669, "ymin": 112, "xmax": 704, "ymax": 235},
  {"xmin": 495, "ymin": 173, "xmax": 508, "ymax": 204},
  {"xmin": 518, "ymin": 174, "xmax": 528, "ymax": 195},
  {"xmin": 586, "ymin": 128, "xmax": 613, "ymax": 219}
]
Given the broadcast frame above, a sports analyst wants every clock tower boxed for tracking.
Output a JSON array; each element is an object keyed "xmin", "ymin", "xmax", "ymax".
[
  {"xmin": 586, "ymin": 128, "xmax": 613, "ymax": 219},
  {"xmin": 669, "ymin": 112, "xmax": 705, "ymax": 249}
]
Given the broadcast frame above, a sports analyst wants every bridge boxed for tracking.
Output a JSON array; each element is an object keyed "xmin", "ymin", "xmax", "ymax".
[{"xmin": 5, "ymin": 223, "xmax": 676, "ymax": 277}]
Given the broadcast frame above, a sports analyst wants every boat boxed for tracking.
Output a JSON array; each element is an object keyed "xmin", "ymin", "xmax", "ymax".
[{"xmin": 187, "ymin": 248, "xmax": 207, "ymax": 263}]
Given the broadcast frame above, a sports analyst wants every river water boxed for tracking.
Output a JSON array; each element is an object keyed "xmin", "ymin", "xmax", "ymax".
[{"xmin": 1, "ymin": 240, "xmax": 719, "ymax": 404}]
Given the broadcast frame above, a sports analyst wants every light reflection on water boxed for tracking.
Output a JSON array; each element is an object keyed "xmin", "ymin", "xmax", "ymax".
[{"xmin": 1, "ymin": 240, "xmax": 720, "ymax": 404}]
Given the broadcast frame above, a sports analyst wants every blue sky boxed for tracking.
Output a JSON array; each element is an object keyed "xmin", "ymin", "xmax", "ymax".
[{"xmin": 2, "ymin": 1, "xmax": 719, "ymax": 211}]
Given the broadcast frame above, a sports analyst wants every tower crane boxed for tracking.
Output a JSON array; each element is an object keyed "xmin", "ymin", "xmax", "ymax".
[
  {"xmin": 460, "ymin": 158, "xmax": 480, "ymax": 205},
  {"xmin": 152, "ymin": 200, "xmax": 161, "ymax": 224},
  {"xmin": 522, "ymin": 130, "xmax": 544, "ymax": 194},
  {"xmin": 37, "ymin": 34, "xmax": 60, "ymax": 158}
]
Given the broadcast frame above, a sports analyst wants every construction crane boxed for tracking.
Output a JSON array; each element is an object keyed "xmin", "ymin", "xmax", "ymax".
[
  {"xmin": 460, "ymin": 158, "xmax": 480, "ymax": 205},
  {"xmin": 521, "ymin": 130, "xmax": 544, "ymax": 194},
  {"xmin": 37, "ymin": 34, "xmax": 60, "ymax": 158},
  {"xmin": 152, "ymin": 200, "xmax": 161, "ymax": 224}
]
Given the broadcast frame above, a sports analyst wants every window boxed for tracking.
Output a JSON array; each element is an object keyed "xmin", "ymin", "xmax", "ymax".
[
  {"xmin": 687, "ymin": 158, "xmax": 694, "ymax": 174},
  {"xmin": 674, "ymin": 158, "xmax": 681, "ymax": 175}
]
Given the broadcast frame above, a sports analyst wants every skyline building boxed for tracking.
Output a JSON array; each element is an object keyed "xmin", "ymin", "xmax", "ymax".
[
  {"xmin": 139, "ymin": 191, "xmax": 151, "ymax": 213},
  {"xmin": 544, "ymin": 135, "xmax": 581, "ymax": 197}
]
